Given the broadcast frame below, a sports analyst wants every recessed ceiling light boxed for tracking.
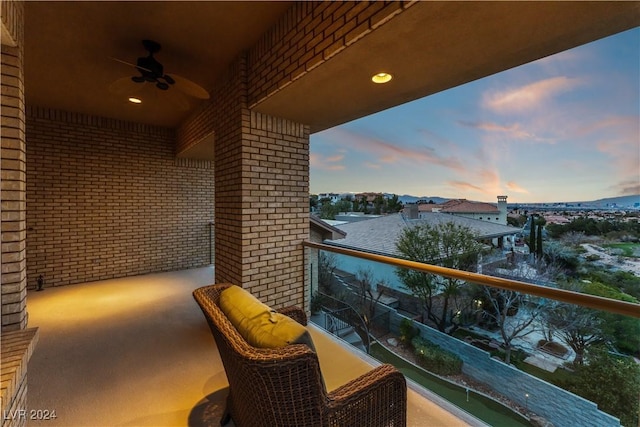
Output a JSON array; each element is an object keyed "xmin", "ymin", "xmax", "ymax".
[
  {"xmin": 372, "ymin": 72, "xmax": 392, "ymax": 84},
  {"xmin": 128, "ymin": 97, "xmax": 142, "ymax": 104}
]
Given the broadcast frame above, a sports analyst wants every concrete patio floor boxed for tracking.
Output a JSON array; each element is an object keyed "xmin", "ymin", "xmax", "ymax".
[{"xmin": 25, "ymin": 267, "xmax": 479, "ymax": 426}]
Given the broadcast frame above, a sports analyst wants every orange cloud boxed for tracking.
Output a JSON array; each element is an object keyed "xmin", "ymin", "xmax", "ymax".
[
  {"xmin": 322, "ymin": 128, "xmax": 466, "ymax": 172},
  {"xmin": 310, "ymin": 153, "xmax": 345, "ymax": 171},
  {"xmin": 459, "ymin": 120, "xmax": 536, "ymax": 140},
  {"xmin": 448, "ymin": 181, "xmax": 490, "ymax": 194},
  {"xmin": 506, "ymin": 181, "xmax": 530, "ymax": 194},
  {"xmin": 592, "ymin": 115, "xmax": 639, "ymax": 191},
  {"xmin": 483, "ymin": 76, "xmax": 585, "ymax": 113}
]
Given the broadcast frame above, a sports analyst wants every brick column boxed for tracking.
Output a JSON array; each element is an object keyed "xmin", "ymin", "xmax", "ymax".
[
  {"xmin": 214, "ymin": 106, "xmax": 310, "ymax": 310},
  {"xmin": 1, "ymin": 0, "xmax": 27, "ymax": 332}
]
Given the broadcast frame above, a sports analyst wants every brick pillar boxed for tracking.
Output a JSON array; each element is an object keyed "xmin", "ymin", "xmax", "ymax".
[
  {"xmin": 215, "ymin": 108, "xmax": 310, "ymax": 310},
  {"xmin": 1, "ymin": 0, "xmax": 27, "ymax": 332}
]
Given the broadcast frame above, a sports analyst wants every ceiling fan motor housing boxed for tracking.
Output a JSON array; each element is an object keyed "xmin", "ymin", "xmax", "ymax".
[{"xmin": 131, "ymin": 40, "xmax": 173, "ymax": 90}]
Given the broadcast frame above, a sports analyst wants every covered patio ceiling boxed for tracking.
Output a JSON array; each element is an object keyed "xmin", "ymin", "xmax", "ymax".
[{"xmin": 23, "ymin": 2, "xmax": 639, "ymax": 132}]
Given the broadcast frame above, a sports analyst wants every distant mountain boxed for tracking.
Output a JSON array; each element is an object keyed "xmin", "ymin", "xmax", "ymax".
[
  {"xmin": 323, "ymin": 192, "xmax": 640, "ymax": 208},
  {"xmin": 587, "ymin": 195, "xmax": 640, "ymax": 207}
]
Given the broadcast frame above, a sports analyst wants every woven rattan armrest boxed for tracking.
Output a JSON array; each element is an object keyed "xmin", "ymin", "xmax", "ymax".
[
  {"xmin": 326, "ymin": 363, "xmax": 407, "ymax": 426},
  {"xmin": 277, "ymin": 305, "xmax": 307, "ymax": 325}
]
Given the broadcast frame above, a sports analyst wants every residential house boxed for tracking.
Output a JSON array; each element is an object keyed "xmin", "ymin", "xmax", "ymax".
[{"xmin": 416, "ymin": 196, "xmax": 508, "ymax": 225}]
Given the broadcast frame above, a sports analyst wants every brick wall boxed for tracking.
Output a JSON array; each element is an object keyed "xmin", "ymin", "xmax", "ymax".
[
  {"xmin": 1, "ymin": 0, "xmax": 26, "ymax": 332},
  {"xmin": 175, "ymin": 2, "xmax": 417, "ymax": 311},
  {"xmin": 247, "ymin": 1, "xmax": 414, "ymax": 108},
  {"xmin": 26, "ymin": 107, "xmax": 214, "ymax": 288},
  {"xmin": 176, "ymin": 1, "xmax": 415, "ymax": 154},
  {"xmin": 242, "ymin": 110, "xmax": 309, "ymax": 308}
]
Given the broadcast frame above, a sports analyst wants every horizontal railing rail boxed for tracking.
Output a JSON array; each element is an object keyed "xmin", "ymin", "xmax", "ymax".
[{"xmin": 303, "ymin": 241, "xmax": 640, "ymax": 319}]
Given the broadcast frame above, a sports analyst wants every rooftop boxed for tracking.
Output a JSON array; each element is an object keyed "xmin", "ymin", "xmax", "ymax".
[
  {"xmin": 326, "ymin": 213, "xmax": 520, "ymax": 257},
  {"xmin": 426, "ymin": 199, "xmax": 500, "ymax": 214}
]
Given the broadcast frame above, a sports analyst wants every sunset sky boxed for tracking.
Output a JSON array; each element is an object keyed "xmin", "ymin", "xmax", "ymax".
[{"xmin": 310, "ymin": 28, "xmax": 639, "ymax": 204}]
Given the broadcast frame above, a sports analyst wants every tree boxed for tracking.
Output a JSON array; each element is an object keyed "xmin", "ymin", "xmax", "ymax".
[
  {"xmin": 536, "ymin": 224, "xmax": 543, "ymax": 258},
  {"xmin": 318, "ymin": 252, "xmax": 338, "ymax": 295},
  {"xmin": 385, "ymin": 194, "xmax": 403, "ymax": 213},
  {"xmin": 319, "ymin": 202, "xmax": 338, "ymax": 220},
  {"xmin": 528, "ymin": 215, "xmax": 536, "ymax": 255},
  {"xmin": 335, "ymin": 199, "xmax": 352, "ymax": 214},
  {"xmin": 545, "ymin": 301, "xmax": 604, "ymax": 365},
  {"xmin": 310, "ymin": 195, "xmax": 318, "ymax": 210},
  {"xmin": 563, "ymin": 347, "xmax": 640, "ymax": 427},
  {"xmin": 582, "ymin": 280, "xmax": 640, "ymax": 357},
  {"xmin": 354, "ymin": 267, "xmax": 386, "ymax": 328},
  {"xmin": 480, "ymin": 289, "xmax": 543, "ymax": 364},
  {"xmin": 395, "ymin": 222, "xmax": 483, "ymax": 333},
  {"xmin": 373, "ymin": 194, "xmax": 385, "ymax": 214}
]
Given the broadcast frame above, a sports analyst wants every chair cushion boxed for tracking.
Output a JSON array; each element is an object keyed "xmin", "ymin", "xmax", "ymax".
[{"xmin": 219, "ymin": 285, "xmax": 315, "ymax": 350}]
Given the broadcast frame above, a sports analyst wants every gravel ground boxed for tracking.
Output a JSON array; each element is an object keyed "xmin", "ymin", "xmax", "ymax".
[{"xmin": 580, "ymin": 243, "xmax": 640, "ymax": 275}]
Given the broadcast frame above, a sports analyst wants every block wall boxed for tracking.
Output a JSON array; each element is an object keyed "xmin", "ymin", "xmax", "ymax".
[
  {"xmin": 1, "ymin": 0, "xmax": 26, "ymax": 332},
  {"xmin": 25, "ymin": 107, "xmax": 214, "ymax": 288},
  {"xmin": 387, "ymin": 310, "xmax": 621, "ymax": 427}
]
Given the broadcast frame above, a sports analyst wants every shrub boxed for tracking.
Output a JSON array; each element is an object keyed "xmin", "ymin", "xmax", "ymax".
[
  {"xmin": 411, "ymin": 336, "xmax": 462, "ymax": 376},
  {"xmin": 399, "ymin": 318, "xmax": 419, "ymax": 344},
  {"xmin": 562, "ymin": 347, "xmax": 640, "ymax": 427}
]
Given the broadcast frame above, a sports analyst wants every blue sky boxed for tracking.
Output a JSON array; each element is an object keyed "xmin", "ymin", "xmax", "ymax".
[{"xmin": 310, "ymin": 28, "xmax": 639, "ymax": 204}]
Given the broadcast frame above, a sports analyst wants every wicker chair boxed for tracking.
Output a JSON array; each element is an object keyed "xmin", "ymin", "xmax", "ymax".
[{"xmin": 193, "ymin": 283, "xmax": 407, "ymax": 427}]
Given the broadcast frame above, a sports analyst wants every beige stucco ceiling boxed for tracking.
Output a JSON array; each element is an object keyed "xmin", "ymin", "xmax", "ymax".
[{"xmin": 23, "ymin": 1, "xmax": 640, "ymax": 133}]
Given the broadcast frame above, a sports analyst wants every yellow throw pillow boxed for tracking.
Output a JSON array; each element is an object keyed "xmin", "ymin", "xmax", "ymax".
[{"xmin": 219, "ymin": 285, "xmax": 315, "ymax": 350}]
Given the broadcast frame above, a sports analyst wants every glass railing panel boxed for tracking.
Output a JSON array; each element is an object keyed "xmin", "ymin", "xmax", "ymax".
[{"xmin": 305, "ymin": 243, "xmax": 639, "ymax": 427}]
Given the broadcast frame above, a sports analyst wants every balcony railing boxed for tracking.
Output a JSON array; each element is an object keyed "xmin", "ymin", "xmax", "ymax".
[
  {"xmin": 304, "ymin": 241, "xmax": 639, "ymax": 318},
  {"xmin": 303, "ymin": 240, "xmax": 640, "ymax": 427},
  {"xmin": 315, "ymin": 291, "xmax": 371, "ymax": 353}
]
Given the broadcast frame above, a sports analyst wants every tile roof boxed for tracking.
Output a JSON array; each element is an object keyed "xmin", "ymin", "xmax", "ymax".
[
  {"xmin": 324, "ymin": 212, "xmax": 519, "ymax": 257},
  {"xmin": 419, "ymin": 199, "xmax": 499, "ymax": 213},
  {"xmin": 310, "ymin": 215, "xmax": 347, "ymax": 240}
]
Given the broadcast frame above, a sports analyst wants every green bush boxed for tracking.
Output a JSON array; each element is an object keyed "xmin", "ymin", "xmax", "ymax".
[
  {"xmin": 561, "ymin": 347, "xmax": 640, "ymax": 427},
  {"xmin": 411, "ymin": 336, "xmax": 462, "ymax": 376},
  {"xmin": 399, "ymin": 318, "xmax": 419, "ymax": 344}
]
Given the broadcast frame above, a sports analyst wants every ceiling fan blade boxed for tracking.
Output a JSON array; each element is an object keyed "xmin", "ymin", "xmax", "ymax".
[
  {"xmin": 109, "ymin": 76, "xmax": 145, "ymax": 96},
  {"xmin": 109, "ymin": 56, "xmax": 153, "ymax": 74},
  {"xmin": 169, "ymin": 74, "xmax": 210, "ymax": 99},
  {"xmin": 159, "ymin": 88, "xmax": 190, "ymax": 111}
]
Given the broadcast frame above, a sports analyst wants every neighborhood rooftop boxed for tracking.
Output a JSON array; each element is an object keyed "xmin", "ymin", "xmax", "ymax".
[{"xmin": 323, "ymin": 212, "xmax": 521, "ymax": 258}]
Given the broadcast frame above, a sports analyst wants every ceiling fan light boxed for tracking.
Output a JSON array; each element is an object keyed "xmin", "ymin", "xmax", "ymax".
[
  {"xmin": 131, "ymin": 76, "xmax": 145, "ymax": 83},
  {"xmin": 156, "ymin": 82, "xmax": 169, "ymax": 90},
  {"xmin": 163, "ymin": 74, "xmax": 175, "ymax": 85}
]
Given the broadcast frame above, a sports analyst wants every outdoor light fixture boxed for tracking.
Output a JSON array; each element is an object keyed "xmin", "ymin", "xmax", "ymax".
[
  {"xmin": 128, "ymin": 97, "xmax": 142, "ymax": 104},
  {"xmin": 371, "ymin": 72, "xmax": 392, "ymax": 84}
]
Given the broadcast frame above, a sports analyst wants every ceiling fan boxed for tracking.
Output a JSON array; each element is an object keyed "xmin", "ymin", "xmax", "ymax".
[{"xmin": 110, "ymin": 39, "xmax": 210, "ymax": 107}]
